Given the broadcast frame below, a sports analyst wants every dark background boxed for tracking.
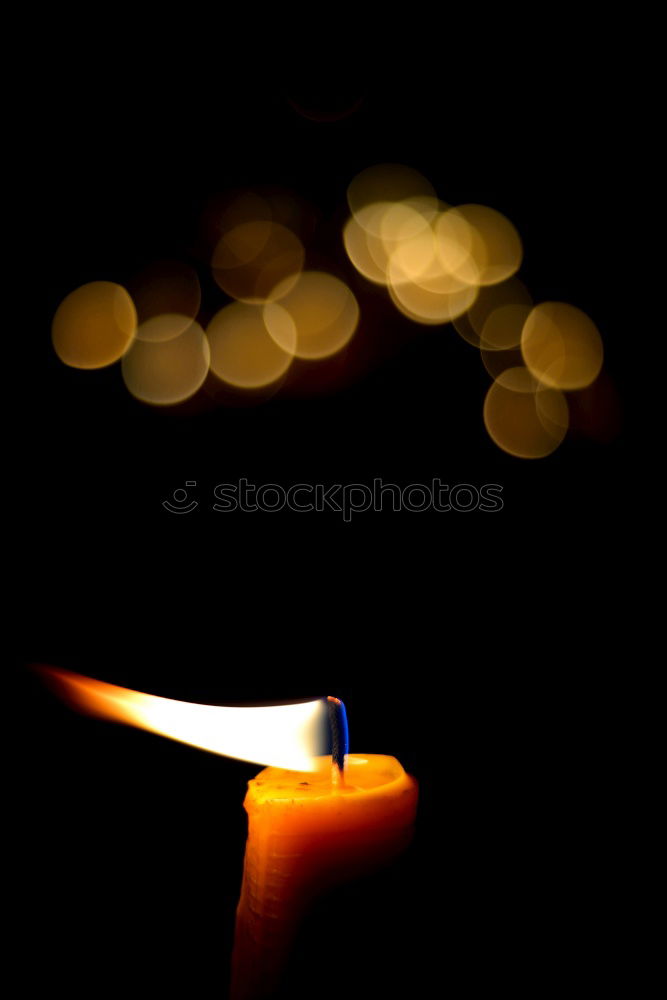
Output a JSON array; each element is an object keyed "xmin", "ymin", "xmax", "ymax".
[{"xmin": 11, "ymin": 28, "xmax": 631, "ymax": 999}]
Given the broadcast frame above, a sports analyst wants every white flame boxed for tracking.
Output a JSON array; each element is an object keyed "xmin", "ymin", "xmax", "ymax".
[{"xmin": 40, "ymin": 668, "xmax": 328, "ymax": 771}]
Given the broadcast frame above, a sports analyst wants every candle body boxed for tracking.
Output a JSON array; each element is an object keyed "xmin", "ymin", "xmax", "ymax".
[{"xmin": 230, "ymin": 754, "xmax": 418, "ymax": 1000}]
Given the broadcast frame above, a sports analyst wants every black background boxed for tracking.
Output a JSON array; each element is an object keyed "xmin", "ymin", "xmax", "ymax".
[{"xmin": 11, "ymin": 24, "xmax": 632, "ymax": 999}]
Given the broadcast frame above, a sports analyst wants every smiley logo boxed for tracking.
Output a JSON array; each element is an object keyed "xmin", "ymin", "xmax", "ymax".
[{"xmin": 162, "ymin": 481, "xmax": 199, "ymax": 513}]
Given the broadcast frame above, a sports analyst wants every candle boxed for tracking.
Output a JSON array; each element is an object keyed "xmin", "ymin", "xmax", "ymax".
[
  {"xmin": 231, "ymin": 751, "xmax": 418, "ymax": 999},
  {"xmin": 33, "ymin": 668, "xmax": 418, "ymax": 997}
]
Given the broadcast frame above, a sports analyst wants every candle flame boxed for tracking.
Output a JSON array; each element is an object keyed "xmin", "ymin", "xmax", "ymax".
[{"xmin": 36, "ymin": 666, "xmax": 329, "ymax": 771}]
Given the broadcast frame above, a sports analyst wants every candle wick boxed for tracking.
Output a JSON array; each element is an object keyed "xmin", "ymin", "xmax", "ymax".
[{"xmin": 327, "ymin": 695, "xmax": 349, "ymax": 773}]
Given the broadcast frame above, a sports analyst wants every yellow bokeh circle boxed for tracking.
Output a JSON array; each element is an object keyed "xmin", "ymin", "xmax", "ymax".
[
  {"xmin": 52, "ymin": 281, "xmax": 137, "ymax": 369},
  {"xmin": 207, "ymin": 303, "xmax": 295, "ymax": 389},
  {"xmin": 121, "ymin": 321, "xmax": 210, "ymax": 405},
  {"xmin": 483, "ymin": 366, "xmax": 569, "ymax": 458},
  {"xmin": 264, "ymin": 272, "xmax": 359, "ymax": 360},
  {"xmin": 521, "ymin": 302, "xmax": 603, "ymax": 390}
]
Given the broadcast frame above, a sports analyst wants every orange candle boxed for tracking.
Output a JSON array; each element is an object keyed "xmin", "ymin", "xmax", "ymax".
[
  {"xmin": 230, "ymin": 752, "xmax": 418, "ymax": 999},
  {"xmin": 32, "ymin": 668, "xmax": 417, "ymax": 997}
]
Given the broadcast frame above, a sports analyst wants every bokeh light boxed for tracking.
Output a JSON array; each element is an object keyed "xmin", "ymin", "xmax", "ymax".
[
  {"xmin": 343, "ymin": 180, "xmax": 525, "ymax": 329},
  {"xmin": 121, "ymin": 321, "xmax": 210, "ymax": 405},
  {"xmin": 387, "ymin": 264, "xmax": 478, "ymax": 324},
  {"xmin": 342, "ymin": 210, "xmax": 390, "ymax": 285},
  {"xmin": 452, "ymin": 204, "xmax": 522, "ymax": 285},
  {"xmin": 388, "ymin": 208, "xmax": 439, "ymax": 283},
  {"xmin": 432, "ymin": 209, "xmax": 480, "ymax": 287},
  {"xmin": 212, "ymin": 220, "xmax": 304, "ymax": 303},
  {"xmin": 207, "ymin": 303, "xmax": 295, "ymax": 389},
  {"xmin": 344, "ymin": 197, "xmax": 484, "ymax": 324},
  {"xmin": 51, "ymin": 162, "xmax": 611, "ymax": 463},
  {"xmin": 52, "ymin": 281, "xmax": 137, "ymax": 369},
  {"xmin": 264, "ymin": 272, "xmax": 359, "ymax": 360},
  {"xmin": 483, "ymin": 366, "xmax": 569, "ymax": 458},
  {"xmin": 521, "ymin": 302, "xmax": 603, "ymax": 390}
]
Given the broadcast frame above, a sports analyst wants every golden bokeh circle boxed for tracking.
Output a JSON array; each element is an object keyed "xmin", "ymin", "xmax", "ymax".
[
  {"xmin": 389, "ymin": 222, "xmax": 438, "ymax": 284},
  {"xmin": 52, "ymin": 281, "xmax": 137, "ymax": 369},
  {"xmin": 483, "ymin": 366, "xmax": 569, "ymax": 458},
  {"xmin": 207, "ymin": 303, "xmax": 295, "ymax": 389},
  {"xmin": 433, "ymin": 210, "xmax": 480, "ymax": 287},
  {"xmin": 521, "ymin": 302, "xmax": 603, "ymax": 390},
  {"xmin": 387, "ymin": 258, "xmax": 478, "ymax": 324},
  {"xmin": 380, "ymin": 202, "xmax": 433, "ymax": 244},
  {"xmin": 212, "ymin": 221, "xmax": 304, "ymax": 304},
  {"xmin": 453, "ymin": 205, "xmax": 522, "ymax": 286},
  {"xmin": 343, "ymin": 211, "xmax": 389, "ymax": 285},
  {"xmin": 264, "ymin": 272, "xmax": 359, "ymax": 360},
  {"xmin": 352, "ymin": 202, "xmax": 397, "ymax": 276},
  {"xmin": 121, "ymin": 321, "xmax": 210, "ymax": 405}
]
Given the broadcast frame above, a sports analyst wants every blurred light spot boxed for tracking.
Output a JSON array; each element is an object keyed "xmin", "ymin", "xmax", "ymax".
[
  {"xmin": 380, "ymin": 201, "xmax": 434, "ymax": 244},
  {"xmin": 264, "ymin": 272, "xmax": 359, "ymax": 360},
  {"xmin": 121, "ymin": 321, "xmax": 210, "ymax": 405},
  {"xmin": 453, "ymin": 279, "xmax": 532, "ymax": 349},
  {"xmin": 452, "ymin": 205, "xmax": 522, "ymax": 285},
  {"xmin": 521, "ymin": 302, "xmax": 604, "ymax": 390},
  {"xmin": 484, "ymin": 366, "xmax": 569, "ymax": 458},
  {"xmin": 389, "ymin": 217, "xmax": 438, "ymax": 283},
  {"xmin": 212, "ymin": 221, "xmax": 304, "ymax": 303},
  {"xmin": 52, "ymin": 281, "xmax": 136, "ymax": 369},
  {"xmin": 433, "ymin": 210, "xmax": 480, "ymax": 287},
  {"xmin": 130, "ymin": 260, "xmax": 201, "ymax": 341},
  {"xmin": 347, "ymin": 164, "xmax": 437, "ymax": 220},
  {"xmin": 348, "ymin": 202, "xmax": 399, "ymax": 279},
  {"xmin": 387, "ymin": 260, "xmax": 478, "ymax": 324},
  {"xmin": 207, "ymin": 302, "xmax": 295, "ymax": 389},
  {"xmin": 345, "ymin": 200, "xmax": 459, "ymax": 294},
  {"xmin": 343, "ymin": 211, "xmax": 389, "ymax": 285},
  {"xmin": 343, "ymin": 197, "xmax": 485, "ymax": 323}
]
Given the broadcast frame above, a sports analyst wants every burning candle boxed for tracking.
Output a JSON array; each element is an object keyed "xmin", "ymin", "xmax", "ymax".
[
  {"xmin": 231, "ymin": 754, "xmax": 418, "ymax": 998},
  {"xmin": 231, "ymin": 698, "xmax": 419, "ymax": 999},
  {"xmin": 34, "ymin": 669, "xmax": 418, "ymax": 998}
]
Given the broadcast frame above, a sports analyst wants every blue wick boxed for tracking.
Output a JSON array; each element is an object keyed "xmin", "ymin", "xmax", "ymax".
[{"xmin": 327, "ymin": 696, "xmax": 349, "ymax": 771}]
